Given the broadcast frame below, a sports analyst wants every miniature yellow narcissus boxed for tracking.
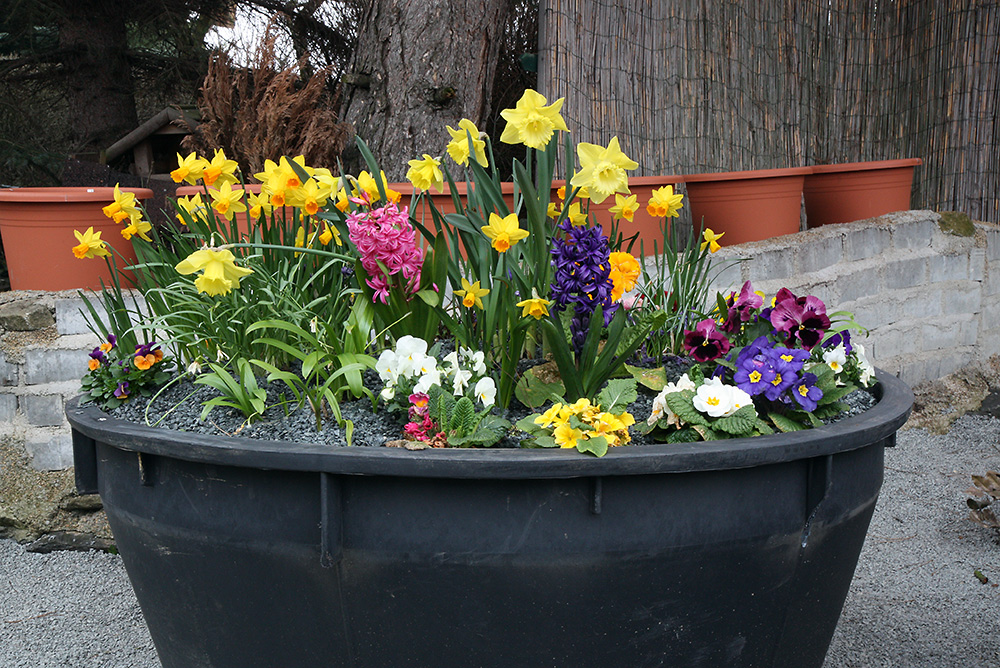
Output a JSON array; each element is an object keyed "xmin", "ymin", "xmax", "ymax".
[
  {"xmin": 445, "ymin": 118, "xmax": 488, "ymax": 167},
  {"xmin": 515, "ymin": 288, "xmax": 551, "ymax": 320},
  {"xmin": 175, "ymin": 193, "xmax": 206, "ymax": 225},
  {"xmin": 499, "ymin": 89, "xmax": 569, "ymax": 150},
  {"xmin": 171, "ymin": 152, "xmax": 207, "ymax": 185},
  {"xmin": 609, "ymin": 193, "xmax": 639, "ymax": 222},
  {"xmin": 121, "ymin": 217, "xmax": 153, "ymax": 242},
  {"xmin": 209, "ymin": 182, "xmax": 247, "ymax": 221},
  {"xmin": 101, "ymin": 184, "xmax": 140, "ymax": 224},
  {"xmin": 701, "ymin": 228, "xmax": 725, "ymax": 253},
  {"xmin": 406, "ymin": 154, "xmax": 444, "ymax": 192},
  {"xmin": 646, "ymin": 185, "xmax": 684, "ymax": 218},
  {"xmin": 175, "ymin": 248, "xmax": 253, "ymax": 297},
  {"xmin": 72, "ymin": 227, "xmax": 111, "ymax": 259},
  {"xmin": 201, "ymin": 149, "xmax": 240, "ymax": 188},
  {"xmin": 454, "ymin": 277, "xmax": 489, "ymax": 309},
  {"xmin": 481, "ymin": 212, "xmax": 528, "ymax": 252}
]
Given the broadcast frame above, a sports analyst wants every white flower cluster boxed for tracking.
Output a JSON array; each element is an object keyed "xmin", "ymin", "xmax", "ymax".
[
  {"xmin": 647, "ymin": 373, "xmax": 755, "ymax": 426},
  {"xmin": 822, "ymin": 342, "xmax": 875, "ymax": 387},
  {"xmin": 376, "ymin": 336, "xmax": 497, "ymax": 407}
]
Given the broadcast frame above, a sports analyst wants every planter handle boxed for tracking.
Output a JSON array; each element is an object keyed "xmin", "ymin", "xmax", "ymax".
[
  {"xmin": 320, "ymin": 472, "xmax": 343, "ymax": 567},
  {"xmin": 805, "ymin": 454, "xmax": 833, "ymax": 526}
]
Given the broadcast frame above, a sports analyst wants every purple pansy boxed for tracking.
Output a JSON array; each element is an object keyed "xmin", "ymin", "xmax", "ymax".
[
  {"xmin": 824, "ymin": 330, "xmax": 852, "ymax": 356},
  {"xmin": 721, "ymin": 281, "xmax": 764, "ymax": 333},
  {"xmin": 113, "ymin": 381, "xmax": 130, "ymax": 399},
  {"xmin": 682, "ymin": 318, "xmax": 732, "ymax": 363},
  {"xmin": 769, "ymin": 288, "xmax": 831, "ymax": 350},
  {"xmin": 791, "ymin": 372, "xmax": 823, "ymax": 411}
]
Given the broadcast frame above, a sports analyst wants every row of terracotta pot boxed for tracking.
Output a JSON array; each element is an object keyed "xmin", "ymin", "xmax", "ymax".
[{"xmin": 0, "ymin": 159, "xmax": 920, "ymax": 291}]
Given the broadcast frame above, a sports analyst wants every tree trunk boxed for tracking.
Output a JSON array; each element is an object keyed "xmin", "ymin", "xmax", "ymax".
[
  {"xmin": 340, "ymin": 0, "xmax": 514, "ymax": 179},
  {"xmin": 57, "ymin": 3, "xmax": 138, "ymax": 158}
]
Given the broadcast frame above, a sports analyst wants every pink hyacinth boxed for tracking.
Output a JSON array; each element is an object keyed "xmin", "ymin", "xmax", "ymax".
[{"xmin": 346, "ymin": 202, "xmax": 424, "ymax": 303}]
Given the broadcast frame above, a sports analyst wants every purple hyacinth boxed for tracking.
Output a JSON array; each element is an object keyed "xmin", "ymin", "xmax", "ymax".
[
  {"xmin": 791, "ymin": 372, "xmax": 823, "ymax": 411},
  {"xmin": 549, "ymin": 220, "xmax": 617, "ymax": 353}
]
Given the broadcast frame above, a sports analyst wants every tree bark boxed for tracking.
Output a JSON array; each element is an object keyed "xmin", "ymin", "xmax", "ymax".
[
  {"xmin": 340, "ymin": 0, "xmax": 514, "ymax": 179},
  {"xmin": 56, "ymin": 3, "xmax": 139, "ymax": 157}
]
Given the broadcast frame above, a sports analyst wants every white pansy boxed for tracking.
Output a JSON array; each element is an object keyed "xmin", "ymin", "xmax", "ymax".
[
  {"xmin": 467, "ymin": 351, "xmax": 487, "ymax": 375},
  {"xmin": 375, "ymin": 349, "xmax": 398, "ymax": 383},
  {"xmin": 452, "ymin": 368, "xmax": 473, "ymax": 395},
  {"xmin": 414, "ymin": 353, "xmax": 437, "ymax": 376},
  {"xmin": 474, "ymin": 376, "xmax": 497, "ymax": 407},
  {"xmin": 395, "ymin": 336, "xmax": 429, "ymax": 376},
  {"xmin": 693, "ymin": 381, "xmax": 737, "ymax": 418},
  {"xmin": 442, "ymin": 351, "xmax": 459, "ymax": 369},
  {"xmin": 414, "ymin": 368, "xmax": 443, "ymax": 395},
  {"xmin": 823, "ymin": 345, "xmax": 847, "ymax": 374},
  {"xmin": 855, "ymin": 343, "xmax": 875, "ymax": 386}
]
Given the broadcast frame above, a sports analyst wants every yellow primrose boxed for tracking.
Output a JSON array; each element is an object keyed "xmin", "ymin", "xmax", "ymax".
[
  {"xmin": 121, "ymin": 216, "xmax": 153, "ymax": 242},
  {"xmin": 445, "ymin": 118, "xmax": 488, "ymax": 167},
  {"xmin": 535, "ymin": 403, "xmax": 564, "ymax": 429},
  {"xmin": 499, "ymin": 89, "xmax": 569, "ymax": 150},
  {"xmin": 454, "ymin": 277, "xmax": 489, "ymax": 309},
  {"xmin": 481, "ymin": 212, "xmax": 529, "ymax": 252},
  {"xmin": 608, "ymin": 251, "xmax": 641, "ymax": 302},
  {"xmin": 406, "ymin": 154, "xmax": 444, "ymax": 192},
  {"xmin": 201, "ymin": 149, "xmax": 240, "ymax": 187},
  {"xmin": 102, "ymin": 184, "xmax": 140, "ymax": 224},
  {"xmin": 570, "ymin": 137, "xmax": 638, "ymax": 204},
  {"xmin": 175, "ymin": 193, "xmax": 206, "ymax": 225},
  {"xmin": 175, "ymin": 248, "xmax": 253, "ymax": 297},
  {"xmin": 646, "ymin": 185, "xmax": 684, "ymax": 218},
  {"xmin": 609, "ymin": 193, "xmax": 639, "ymax": 222},
  {"xmin": 171, "ymin": 152, "xmax": 208, "ymax": 185},
  {"xmin": 701, "ymin": 228, "xmax": 725, "ymax": 253},
  {"xmin": 287, "ymin": 179, "xmax": 331, "ymax": 216},
  {"xmin": 516, "ymin": 288, "xmax": 551, "ymax": 320},
  {"xmin": 208, "ymin": 182, "xmax": 247, "ymax": 221},
  {"xmin": 71, "ymin": 227, "xmax": 111, "ymax": 259},
  {"xmin": 553, "ymin": 422, "xmax": 586, "ymax": 449}
]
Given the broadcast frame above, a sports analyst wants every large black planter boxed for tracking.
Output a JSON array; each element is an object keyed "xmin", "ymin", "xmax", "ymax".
[{"xmin": 68, "ymin": 372, "xmax": 912, "ymax": 668}]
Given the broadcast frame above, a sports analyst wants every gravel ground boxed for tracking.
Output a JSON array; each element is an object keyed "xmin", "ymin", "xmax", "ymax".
[{"xmin": 2, "ymin": 413, "xmax": 999, "ymax": 667}]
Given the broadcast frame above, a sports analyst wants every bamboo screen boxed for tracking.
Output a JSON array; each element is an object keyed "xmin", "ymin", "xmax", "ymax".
[{"xmin": 539, "ymin": 0, "xmax": 1000, "ymax": 223}]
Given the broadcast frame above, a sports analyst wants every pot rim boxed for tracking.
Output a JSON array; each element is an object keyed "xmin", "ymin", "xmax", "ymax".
[
  {"xmin": 0, "ymin": 187, "xmax": 154, "ymax": 203},
  {"xmin": 682, "ymin": 167, "xmax": 812, "ymax": 183},
  {"xmin": 66, "ymin": 370, "xmax": 912, "ymax": 480},
  {"xmin": 808, "ymin": 158, "xmax": 923, "ymax": 174}
]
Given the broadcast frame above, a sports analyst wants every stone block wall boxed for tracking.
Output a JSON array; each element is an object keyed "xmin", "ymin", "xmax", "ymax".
[{"xmin": 702, "ymin": 210, "xmax": 998, "ymax": 385}]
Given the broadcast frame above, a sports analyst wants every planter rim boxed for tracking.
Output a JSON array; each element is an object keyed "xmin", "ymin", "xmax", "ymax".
[
  {"xmin": 67, "ymin": 370, "xmax": 911, "ymax": 479},
  {"xmin": 0, "ymin": 186, "xmax": 154, "ymax": 203},
  {"xmin": 682, "ymin": 167, "xmax": 811, "ymax": 183},
  {"xmin": 808, "ymin": 158, "xmax": 922, "ymax": 174}
]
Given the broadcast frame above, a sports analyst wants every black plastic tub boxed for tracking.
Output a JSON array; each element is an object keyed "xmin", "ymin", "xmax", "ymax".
[{"xmin": 68, "ymin": 372, "xmax": 912, "ymax": 668}]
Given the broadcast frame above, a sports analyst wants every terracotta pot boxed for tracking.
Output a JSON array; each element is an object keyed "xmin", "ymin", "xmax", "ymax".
[
  {"xmin": 804, "ymin": 159, "xmax": 922, "ymax": 227},
  {"xmin": 0, "ymin": 187, "xmax": 153, "ymax": 291},
  {"xmin": 683, "ymin": 167, "xmax": 811, "ymax": 246}
]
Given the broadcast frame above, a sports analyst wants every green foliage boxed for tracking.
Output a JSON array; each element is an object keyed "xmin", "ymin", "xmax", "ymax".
[
  {"xmin": 425, "ymin": 385, "xmax": 510, "ymax": 448},
  {"xmin": 80, "ymin": 340, "xmax": 175, "ymax": 411},
  {"xmin": 625, "ymin": 364, "xmax": 667, "ymax": 392},
  {"xmin": 195, "ymin": 359, "xmax": 267, "ymax": 423},
  {"xmin": 514, "ymin": 365, "xmax": 565, "ymax": 408}
]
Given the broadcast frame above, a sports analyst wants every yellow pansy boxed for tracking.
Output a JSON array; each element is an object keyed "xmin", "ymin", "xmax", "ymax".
[
  {"xmin": 499, "ymin": 89, "xmax": 569, "ymax": 150},
  {"xmin": 646, "ymin": 185, "xmax": 684, "ymax": 218},
  {"xmin": 175, "ymin": 248, "xmax": 253, "ymax": 297},
  {"xmin": 102, "ymin": 184, "xmax": 140, "ymax": 224},
  {"xmin": 701, "ymin": 228, "xmax": 725, "ymax": 253},
  {"xmin": 445, "ymin": 118, "xmax": 489, "ymax": 167},
  {"xmin": 406, "ymin": 154, "xmax": 444, "ymax": 192},
  {"xmin": 201, "ymin": 149, "xmax": 239, "ymax": 187},
  {"xmin": 480, "ymin": 212, "xmax": 529, "ymax": 252},
  {"xmin": 454, "ymin": 277, "xmax": 489, "ymax": 309},
  {"xmin": 71, "ymin": 227, "xmax": 111, "ymax": 259},
  {"xmin": 208, "ymin": 182, "xmax": 247, "ymax": 221},
  {"xmin": 170, "ymin": 152, "xmax": 208, "ymax": 186},
  {"xmin": 609, "ymin": 193, "xmax": 639, "ymax": 222},
  {"xmin": 570, "ymin": 137, "xmax": 638, "ymax": 204}
]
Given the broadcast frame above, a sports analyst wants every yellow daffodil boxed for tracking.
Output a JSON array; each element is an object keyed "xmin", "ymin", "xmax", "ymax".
[
  {"xmin": 609, "ymin": 193, "xmax": 639, "ymax": 222},
  {"xmin": 175, "ymin": 193, "xmax": 206, "ymax": 225},
  {"xmin": 287, "ymin": 179, "xmax": 331, "ymax": 216},
  {"xmin": 701, "ymin": 228, "xmax": 725, "ymax": 253},
  {"xmin": 171, "ymin": 152, "xmax": 208, "ymax": 185},
  {"xmin": 102, "ymin": 184, "xmax": 140, "ymax": 224},
  {"xmin": 335, "ymin": 190, "xmax": 350, "ymax": 212},
  {"xmin": 516, "ymin": 288, "xmax": 551, "ymax": 319},
  {"xmin": 355, "ymin": 170, "xmax": 401, "ymax": 204},
  {"xmin": 208, "ymin": 182, "xmax": 247, "ymax": 221},
  {"xmin": 445, "ymin": 118, "xmax": 488, "ymax": 167},
  {"xmin": 319, "ymin": 221, "xmax": 341, "ymax": 246},
  {"xmin": 646, "ymin": 185, "xmax": 684, "ymax": 218},
  {"xmin": 406, "ymin": 154, "xmax": 444, "ymax": 192},
  {"xmin": 454, "ymin": 277, "xmax": 489, "ymax": 309},
  {"xmin": 608, "ymin": 251, "xmax": 641, "ymax": 301},
  {"xmin": 72, "ymin": 227, "xmax": 111, "ymax": 259},
  {"xmin": 175, "ymin": 248, "xmax": 253, "ymax": 297},
  {"xmin": 201, "ymin": 149, "xmax": 240, "ymax": 187},
  {"xmin": 499, "ymin": 89, "xmax": 569, "ymax": 150},
  {"xmin": 570, "ymin": 137, "xmax": 638, "ymax": 204},
  {"xmin": 121, "ymin": 216, "xmax": 153, "ymax": 242},
  {"xmin": 480, "ymin": 212, "xmax": 528, "ymax": 252},
  {"xmin": 246, "ymin": 191, "xmax": 273, "ymax": 219}
]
